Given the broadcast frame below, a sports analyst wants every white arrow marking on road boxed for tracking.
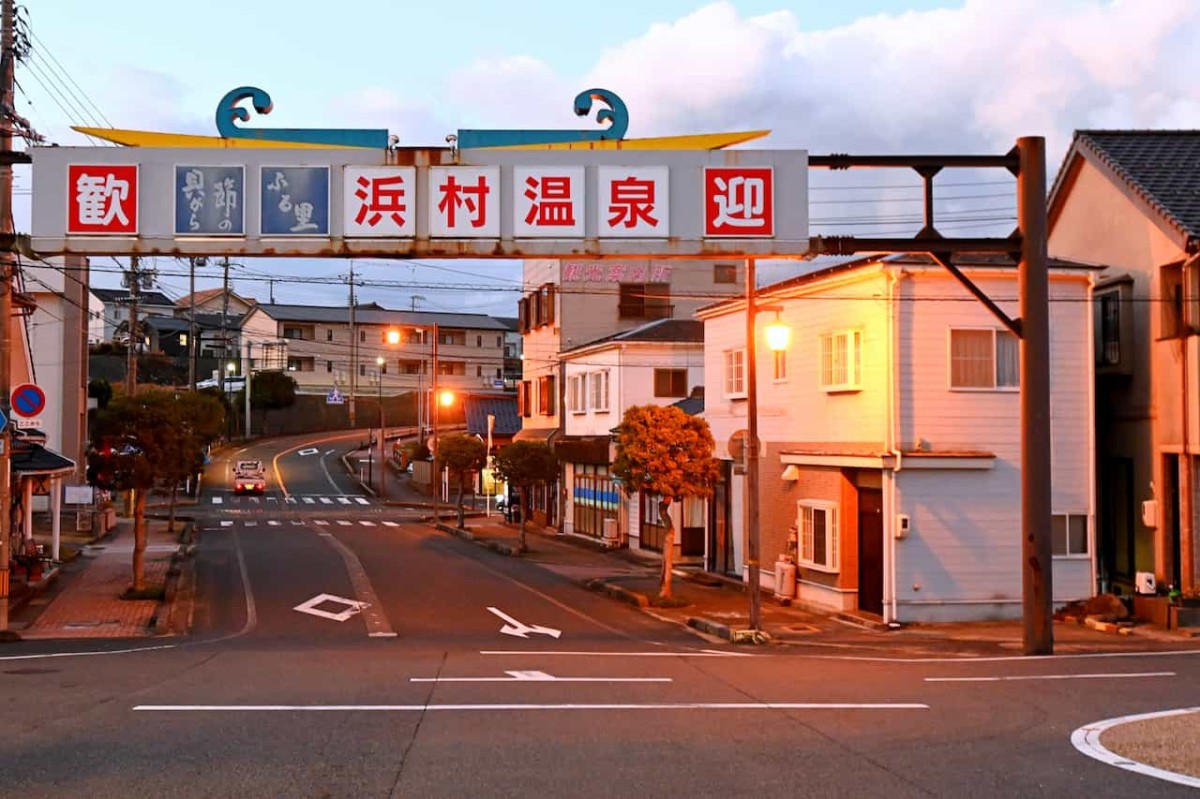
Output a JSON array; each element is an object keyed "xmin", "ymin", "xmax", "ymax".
[
  {"xmin": 293, "ymin": 593, "xmax": 369, "ymax": 622},
  {"xmin": 486, "ymin": 607, "xmax": 562, "ymax": 639},
  {"xmin": 410, "ymin": 670, "xmax": 670, "ymax": 684},
  {"xmin": 298, "ymin": 448, "xmax": 320, "ymax": 456}
]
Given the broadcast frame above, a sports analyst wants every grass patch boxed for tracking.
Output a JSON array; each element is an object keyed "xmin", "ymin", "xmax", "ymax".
[{"xmin": 120, "ymin": 586, "xmax": 166, "ymax": 601}]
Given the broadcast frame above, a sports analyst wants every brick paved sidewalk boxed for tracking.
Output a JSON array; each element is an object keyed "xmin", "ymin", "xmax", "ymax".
[{"xmin": 18, "ymin": 520, "xmax": 177, "ymax": 640}]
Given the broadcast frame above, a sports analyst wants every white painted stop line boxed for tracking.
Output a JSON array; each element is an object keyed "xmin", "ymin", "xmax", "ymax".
[
  {"xmin": 136, "ymin": 702, "xmax": 929, "ymax": 712},
  {"xmin": 926, "ymin": 672, "xmax": 1175, "ymax": 683},
  {"xmin": 411, "ymin": 670, "xmax": 670, "ymax": 684}
]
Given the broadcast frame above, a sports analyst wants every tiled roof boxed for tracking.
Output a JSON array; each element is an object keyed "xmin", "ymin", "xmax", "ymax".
[
  {"xmin": 254, "ymin": 303, "xmax": 510, "ymax": 331},
  {"xmin": 562, "ymin": 318, "xmax": 704, "ymax": 354},
  {"xmin": 1066, "ymin": 130, "xmax": 1200, "ymax": 242},
  {"xmin": 464, "ymin": 395, "xmax": 521, "ymax": 438}
]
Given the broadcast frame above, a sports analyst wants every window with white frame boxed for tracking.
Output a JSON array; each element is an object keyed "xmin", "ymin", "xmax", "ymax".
[
  {"xmin": 590, "ymin": 369, "xmax": 610, "ymax": 412},
  {"xmin": 773, "ymin": 348, "xmax": 787, "ymax": 381},
  {"xmin": 949, "ymin": 328, "xmax": 1019, "ymax": 389},
  {"xmin": 819, "ymin": 330, "xmax": 862, "ymax": 392},
  {"xmin": 797, "ymin": 501, "xmax": 839, "ymax": 571},
  {"xmin": 1051, "ymin": 513, "xmax": 1089, "ymax": 557},
  {"xmin": 724, "ymin": 348, "xmax": 746, "ymax": 398},
  {"xmin": 568, "ymin": 374, "xmax": 587, "ymax": 414}
]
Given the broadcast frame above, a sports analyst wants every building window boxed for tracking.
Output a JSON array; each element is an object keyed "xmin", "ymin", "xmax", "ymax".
[
  {"xmin": 1099, "ymin": 292, "xmax": 1121, "ymax": 366},
  {"xmin": 820, "ymin": 330, "xmax": 862, "ymax": 392},
  {"xmin": 519, "ymin": 381, "xmax": 532, "ymax": 418},
  {"xmin": 359, "ymin": 364, "xmax": 366, "ymax": 376},
  {"xmin": 591, "ymin": 369, "xmax": 610, "ymax": 412},
  {"xmin": 476, "ymin": 365, "xmax": 483, "ymax": 377},
  {"xmin": 538, "ymin": 375, "xmax": 557, "ymax": 417},
  {"xmin": 380, "ymin": 362, "xmax": 387, "ymax": 375},
  {"xmin": 477, "ymin": 335, "xmax": 483, "ymax": 347},
  {"xmin": 1052, "ymin": 513, "xmax": 1089, "ymax": 557},
  {"xmin": 653, "ymin": 368, "xmax": 687, "ymax": 398},
  {"xmin": 283, "ymin": 326, "xmax": 305, "ymax": 340},
  {"xmin": 569, "ymin": 374, "xmax": 587, "ymax": 414},
  {"xmin": 773, "ymin": 349, "xmax": 787, "ymax": 382},
  {"xmin": 618, "ymin": 282, "xmax": 671, "ymax": 320},
  {"xmin": 497, "ymin": 336, "xmax": 503, "ymax": 348},
  {"xmin": 326, "ymin": 329, "xmax": 333, "ymax": 342},
  {"xmin": 359, "ymin": 329, "xmax": 366, "ymax": 343},
  {"xmin": 326, "ymin": 361, "xmax": 333, "ymax": 373},
  {"xmin": 798, "ymin": 501, "xmax": 839, "ymax": 572},
  {"xmin": 714, "ymin": 263, "xmax": 737, "ymax": 284},
  {"xmin": 724, "ymin": 349, "xmax": 745, "ymax": 398},
  {"xmin": 949, "ymin": 328, "xmax": 1018, "ymax": 389},
  {"xmin": 286, "ymin": 356, "xmax": 315, "ymax": 372}
]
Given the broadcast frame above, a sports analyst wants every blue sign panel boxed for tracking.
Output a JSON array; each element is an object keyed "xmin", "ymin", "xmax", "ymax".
[
  {"xmin": 260, "ymin": 166, "xmax": 329, "ymax": 236},
  {"xmin": 175, "ymin": 166, "xmax": 245, "ymax": 235}
]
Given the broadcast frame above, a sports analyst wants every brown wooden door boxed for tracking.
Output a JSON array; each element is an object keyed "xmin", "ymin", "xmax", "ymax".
[{"xmin": 857, "ymin": 488, "xmax": 884, "ymax": 616}]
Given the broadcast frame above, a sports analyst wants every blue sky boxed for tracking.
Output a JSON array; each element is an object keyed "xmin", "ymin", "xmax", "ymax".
[{"xmin": 14, "ymin": 0, "xmax": 1200, "ymax": 315}]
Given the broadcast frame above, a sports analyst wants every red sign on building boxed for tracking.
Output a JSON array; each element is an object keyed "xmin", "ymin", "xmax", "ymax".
[
  {"xmin": 703, "ymin": 167, "xmax": 774, "ymax": 238},
  {"xmin": 67, "ymin": 164, "xmax": 139, "ymax": 235}
]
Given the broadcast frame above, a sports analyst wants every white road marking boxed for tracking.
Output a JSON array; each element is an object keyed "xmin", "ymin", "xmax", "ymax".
[
  {"xmin": 355, "ymin": 497, "xmax": 370, "ymax": 505},
  {"xmin": 220, "ymin": 521, "xmax": 233, "ymax": 527},
  {"xmin": 136, "ymin": 702, "xmax": 928, "ymax": 712},
  {"xmin": 1072, "ymin": 708, "xmax": 1200, "ymax": 789},
  {"xmin": 268, "ymin": 521, "xmax": 281, "ymax": 527},
  {"xmin": 320, "ymin": 497, "xmax": 333, "ymax": 505},
  {"xmin": 337, "ymin": 497, "xmax": 351, "ymax": 505},
  {"xmin": 212, "ymin": 497, "xmax": 223, "ymax": 505},
  {"xmin": 337, "ymin": 520, "xmax": 352, "ymax": 526},
  {"xmin": 267, "ymin": 496, "xmax": 278, "ymax": 502},
  {"xmin": 317, "ymin": 530, "xmax": 397, "ymax": 638},
  {"xmin": 325, "ymin": 449, "xmax": 336, "ymax": 456},
  {"xmin": 314, "ymin": 520, "xmax": 329, "ymax": 526},
  {"xmin": 244, "ymin": 521, "xmax": 257, "ymax": 527},
  {"xmin": 291, "ymin": 520, "xmax": 305, "ymax": 526},
  {"xmin": 293, "ymin": 593, "xmax": 369, "ymax": 622},
  {"xmin": 1, "ymin": 645, "xmax": 176, "ymax": 662},
  {"xmin": 411, "ymin": 670, "xmax": 671, "ymax": 684},
  {"xmin": 303, "ymin": 497, "xmax": 315, "ymax": 504},
  {"xmin": 359, "ymin": 520, "xmax": 376, "ymax": 527},
  {"xmin": 298, "ymin": 448, "xmax": 320, "ymax": 456},
  {"xmin": 250, "ymin": 497, "xmax": 260, "ymax": 504},
  {"xmin": 487, "ymin": 607, "xmax": 562, "ymax": 639},
  {"xmin": 926, "ymin": 671, "xmax": 1176, "ymax": 683},
  {"xmin": 286, "ymin": 497, "xmax": 297, "ymax": 504},
  {"xmin": 382, "ymin": 521, "xmax": 399, "ymax": 527},
  {"xmin": 482, "ymin": 650, "xmax": 757, "ymax": 658}
]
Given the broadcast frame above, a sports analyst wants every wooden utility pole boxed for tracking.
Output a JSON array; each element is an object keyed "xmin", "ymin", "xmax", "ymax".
[
  {"xmin": 0, "ymin": 0, "xmax": 15, "ymax": 632},
  {"xmin": 124, "ymin": 255, "xmax": 141, "ymax": 396}
]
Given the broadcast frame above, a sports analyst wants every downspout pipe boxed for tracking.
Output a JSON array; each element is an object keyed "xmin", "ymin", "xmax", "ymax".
[{"xmin": 887, "ymin": 269, "xmax": 903, "ymax": 625}]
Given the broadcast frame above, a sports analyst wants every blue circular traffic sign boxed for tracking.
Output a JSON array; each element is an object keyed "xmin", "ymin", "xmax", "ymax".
[{"xmin": 11, "ymin": 383, "xmax": 46, "ymax": 418}]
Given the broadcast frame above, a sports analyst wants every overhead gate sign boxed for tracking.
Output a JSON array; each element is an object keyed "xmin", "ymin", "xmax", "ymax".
[{"xmin": 30, "ymin": 147, "xmax": 809, "ymax": 259}]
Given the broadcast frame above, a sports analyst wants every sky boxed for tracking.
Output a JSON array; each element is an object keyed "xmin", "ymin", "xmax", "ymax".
[{"xmin": 12, "ymin": 0, "xmax": 1200, "ymax": 316}]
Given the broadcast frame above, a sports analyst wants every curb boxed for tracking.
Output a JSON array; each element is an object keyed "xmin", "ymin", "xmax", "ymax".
[
  {"xmin": 434, "ymin": 522, "xmax": 525, "ymax": 557},
  {"xmin": 585, "ymin": 578, "xmax": 650, "ymax": 609},
  {"xmin": 687, "ymin": 616, "xmax": 732, "ymax": 640},
  {"xmin": 153, "ymin": 521, "xmax": 197, "ymax": 636}
]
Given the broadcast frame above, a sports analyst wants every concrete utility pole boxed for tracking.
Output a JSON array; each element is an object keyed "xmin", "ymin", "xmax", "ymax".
[
  {"xmin": 348, "ymin": 263, "xmax": 357, "ymax": 428},
  {"xmin": 187, "ymin": 256, "xmax": 203, "ymax": 391},
  {"xmin": 744, "ymin": 258, "xmax": 762, "ymax": 632},
  {"xmin": 244, "ymin": 340, "xmax": 252, "ymax": 438},
  {"xmin": 0, "ymin": 0, "xmax": 15, "ymax": 632},
  {"xmin": 1017, "ymin": 136, "xmax": 1054, "ymax": 656},
  {"xmin": 124, "ymin": 255, "xmax": 141, "ymax": 396},
  {"xmin": 431, "ymin": 323, "xmax": 440, "ymax": 522}
]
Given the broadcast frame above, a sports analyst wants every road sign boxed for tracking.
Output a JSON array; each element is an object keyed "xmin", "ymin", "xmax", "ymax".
[
  {"xmin": 0, "ymin": 406, "xmax": 7, "ymax": 432},
  {"xmin": 326, "ymin": 386, "xmax": 345, "ymax": 405},
  {"xmin": 11, "ymin": 383, "xmax": 46, "ymax": 418}
]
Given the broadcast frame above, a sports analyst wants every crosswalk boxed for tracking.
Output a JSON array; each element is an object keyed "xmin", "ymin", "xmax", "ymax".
[
  {"xmin": 217, "ymin": 519, "xmax": 402, "ymax": 529},
  {"xmin": 212, "ymin": 494, "xmax": 373, "ymax": 507}
]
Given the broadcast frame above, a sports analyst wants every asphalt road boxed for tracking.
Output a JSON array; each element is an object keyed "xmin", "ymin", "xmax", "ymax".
[{"xmin": 2, "ymin": 432, "xmax": 1199, "ymax": 798}]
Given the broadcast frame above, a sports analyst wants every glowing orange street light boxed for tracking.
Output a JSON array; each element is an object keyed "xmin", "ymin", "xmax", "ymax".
[
  {"xmin": 438, "ymin": 389, "xmax": 456, "ymax": 407},
  {"xmin": 385, "ymin": 328, "xmax": 401, "ymax": 345}
]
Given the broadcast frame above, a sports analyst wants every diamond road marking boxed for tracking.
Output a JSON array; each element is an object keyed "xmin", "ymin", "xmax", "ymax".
[
  {"xmin": 292, "ymin": 593, "xmax": 369, "ymax": 623},
  {"xmin": 355, "ymin": 498, "xmax": 370, "ymax": 505},
  {"xmin": 320, "ymin": 498, "xmax": 333, "ymax": 505},
  {"xmin": 336, "ymin": 520, "xmax": 352, "ymax": 526},
  {"xmin": 303, "ymin": 497, "xmax": 315, "ymax": 504},
  {"xmin": 359, "ymin": 520, "xmax": 376, "ymax": 527},
  {"xmin": 212, "ymin": 497, "xmax": 223, "ymax": 505},
  {"xmin": 337, "ymin": 497, "xmax": 351, "ymax": 505}
]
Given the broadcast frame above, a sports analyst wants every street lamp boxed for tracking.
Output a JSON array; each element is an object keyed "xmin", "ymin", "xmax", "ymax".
[
  {"xmin": 375, "ymin": 355, "xmax": 386, "ymax": 496},
  {"xmin": 224, "ymin": 362, "xmax": 237, "ymax": 440},
  {"xmin": 745, "ymin": 259, "xmax": 790, "ymax": 633}
]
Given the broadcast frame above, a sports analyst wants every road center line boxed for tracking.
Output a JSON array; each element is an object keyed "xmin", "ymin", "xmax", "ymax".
[
  {"xmin": 135, "ymin": 702, "xmax": 928, "ymax": 712},
  {"xmin": 318, "ymin": 531, "xmax": 397, "ymax": 639},
  {"xmin": 926, "ymin": 671, "xmax": 1176, "ymax": 682}
]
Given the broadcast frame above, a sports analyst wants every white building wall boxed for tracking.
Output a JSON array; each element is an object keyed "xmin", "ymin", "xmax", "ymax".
[{"xmin": 893, "ymin": 268, "xmax": 1095, "ymax": 621}]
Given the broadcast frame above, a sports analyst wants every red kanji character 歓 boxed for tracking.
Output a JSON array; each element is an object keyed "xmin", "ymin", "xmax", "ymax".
[
  {"xmin": 607, "ymin": 177, "xmax": 658, "ymax": 228},
  {"xmin": 354, "ymin": 174, "xmax": 407, "ymax": 227},
  {"xmin": 524, "ymin": 175, "xmax": 575, "ymax": 226},
  {"xmin": 438, "ymin": 174, "xmax": 491, "ymax": 228}
]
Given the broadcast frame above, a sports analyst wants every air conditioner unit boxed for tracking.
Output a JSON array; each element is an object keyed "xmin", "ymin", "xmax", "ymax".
[{"xmin": 1135, "ymin": 572, "xmax": 1157, "ymax": 595}]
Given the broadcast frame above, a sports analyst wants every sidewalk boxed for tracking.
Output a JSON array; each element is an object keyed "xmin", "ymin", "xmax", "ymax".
[{"xmin": 7, "ymin": 518, "xmax": 185, "ymax": 640}]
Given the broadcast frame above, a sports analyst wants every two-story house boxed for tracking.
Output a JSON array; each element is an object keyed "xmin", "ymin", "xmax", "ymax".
[
  {"xmin": 559, "ymin": 319, "xmax": 704, "ymax": 548},
  {"xmin": 698, "ymin": 253, "xmax": 1096, "ymax": 624},
  {"xmin": 1048, "ymin": 129, "xmax": 1200, "ymax": 598},
  {"xmin": 91, "ymin": 287, "xmax": 175, "ymax": 342},
  {"xmin": 516, "ymin": 258, "xmax": 743, "ymax": 528}
]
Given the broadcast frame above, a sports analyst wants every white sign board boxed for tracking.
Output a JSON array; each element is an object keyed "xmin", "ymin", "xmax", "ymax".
[
  {"xmin": 65, "ymin": 485, "xmax": 95, "ymax": 505},
  {"xmin": 30, "ymin": 147, "xmax": 809, "ymax": 259}
]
